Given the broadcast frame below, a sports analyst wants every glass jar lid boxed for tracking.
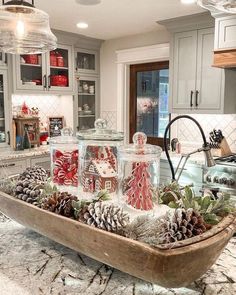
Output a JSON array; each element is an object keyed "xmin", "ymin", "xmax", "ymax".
[
  {"xmin": 49, "ymin": 127, "xmax": 79, "ymax": 144},
  {"xmin": 77, "ymin": 118, "xmax": 124, "ymax": 141},
  {"xmin": 119, "ymin": 132, "xmax": 162, "ymax": 157}
]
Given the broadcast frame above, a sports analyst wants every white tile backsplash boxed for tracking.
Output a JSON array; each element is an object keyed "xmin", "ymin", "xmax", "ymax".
[
  {"xmin": 172, "ymin": 114, "xmax": 236, "ymax": 153},
  {"xmin": 12, "ymin": 94, "xmax": 74, "ymax": 130}
]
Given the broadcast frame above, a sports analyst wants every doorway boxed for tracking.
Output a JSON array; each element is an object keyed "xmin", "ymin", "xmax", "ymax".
[{"xmin": 129, "ymin": 61, "xmax": 169, "ymax": 147}]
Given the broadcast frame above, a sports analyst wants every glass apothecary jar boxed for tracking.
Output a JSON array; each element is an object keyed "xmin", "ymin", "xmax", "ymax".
[
  {"xmin": 50, "ymin": 128, "xmax": 79, "ymax": 191},
  {"xmin": 118, "ymin": 132, "xmax": 162, "ymax": 214},
  {"xmin": 77, "ymin": 118, "xmax": 124, "ymax": 200}
]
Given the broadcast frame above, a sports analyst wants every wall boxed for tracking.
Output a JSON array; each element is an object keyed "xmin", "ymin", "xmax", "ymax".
[
  {"xmin": 12, "ymin": 95, "xmax": 74, "ymax": 132},
  {"xmin": 173, "ymin": 114, "xmax": 236, "ymax": 153},
  {"xmin": 100, "ymin": 28, "xmax": 171, "ymax": 129}
]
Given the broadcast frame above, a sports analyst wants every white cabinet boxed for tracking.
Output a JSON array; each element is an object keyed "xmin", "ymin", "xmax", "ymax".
[
  {"xmin": 31, "ymin": 156, "xmax": 50, "ymax": 170},
  {"xmin": 0, "ymin": 159, "xmax": 29, "ymax": 179},
  {"xmin": 13, "ymin": 44, "xmax": 74, "ymax": 94},
  {"xmin": 172, "ymin": 31, "xmax": 198, "ymax": 110},
  {"xmin": 215, "ymin": 15, "xmax": 236, "ymax": 50},
  {"xmin": 170, "ymin": 27, "xmax": 236, "ymax": 114},
  {"xmin": 0, "ymin": 69, "xmax": 10, "ymax": 147}
]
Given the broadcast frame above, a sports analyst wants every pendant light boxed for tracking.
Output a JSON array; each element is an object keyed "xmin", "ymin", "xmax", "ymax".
[
  {"xmin": 197, "ymin": 0, "xmax": 236, "ymax": 14},
  {"xmin": 0, "ymin": 0, "xmax": 57, "ymax": 54}
]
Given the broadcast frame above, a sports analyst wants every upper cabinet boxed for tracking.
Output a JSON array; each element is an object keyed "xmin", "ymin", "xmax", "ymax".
[
  {"xmin": 0, "ymin": 69, "xmax": 10, "ymax": 147},
  {"xmin": 215, "ymin": 15, "xmax": 236, "ymax": 50},
  {"xmin": 12, "ymin": 44, "xmax": 74, "ymax": 94},
  {"xmin": 170, "ymin": 27, "xmax": 236, "ymax": 114},
  {"xmin": 75, "ymin": 48, "xmax": 98, "ymax": 75}
]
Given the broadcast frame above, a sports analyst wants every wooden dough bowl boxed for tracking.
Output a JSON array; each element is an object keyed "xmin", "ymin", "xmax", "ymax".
[{"xmin": 0, "ymin": 191, "xmax": 235, "ymax": 288}]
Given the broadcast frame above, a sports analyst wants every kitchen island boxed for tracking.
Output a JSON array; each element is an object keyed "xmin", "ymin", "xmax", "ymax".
[{"xmin": 0, "ymin": 214, "xmax": 235, "ymax": 295}]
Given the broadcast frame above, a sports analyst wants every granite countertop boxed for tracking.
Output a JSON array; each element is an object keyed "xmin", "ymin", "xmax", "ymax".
[
  {"xmin": 0, "ymin": 146, "xmax": 50, "ymax": 161},
  {"xmin": 0, "ymin": 214, "xmax": 235, "ymax": 295}
]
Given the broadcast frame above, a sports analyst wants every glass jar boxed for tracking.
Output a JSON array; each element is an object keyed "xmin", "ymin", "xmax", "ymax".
[
  {"xmin": 118, "ymin": 132, "xmax": 162, "ymax": 214},
  {"xmin": 50, "ymin": 127, "xmax": 79, "ymax": 192},
  {"xmin": 77, "ymin": 118, "xmax": 124, "ymax": 200}
]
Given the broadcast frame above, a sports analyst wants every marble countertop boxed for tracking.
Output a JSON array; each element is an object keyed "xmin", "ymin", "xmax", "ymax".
[
  {"xmin": 0, "ymin": 146, "xmax": 50, "ymax": 161},
  {"xmin": 0, "ymin": 214, "xmax": 235, "ymax": 295}
]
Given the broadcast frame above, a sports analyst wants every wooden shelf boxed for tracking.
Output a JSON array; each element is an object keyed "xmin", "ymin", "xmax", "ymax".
[
  {"xmin": 50, "ymin": 66, "xmax": 69, "ymax": 70},
  {"xmin": 21, "ymin": 63, "xmax": 41, "ymax": 68},
  {"xmin": 78, "ymin": 92, "xmax": 95, "ymax": 96}
]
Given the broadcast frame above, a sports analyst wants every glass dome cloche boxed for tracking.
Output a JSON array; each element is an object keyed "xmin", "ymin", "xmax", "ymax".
[{"xmin": 77, "ymin": 118, "xmax": 124, "ymax": 200}]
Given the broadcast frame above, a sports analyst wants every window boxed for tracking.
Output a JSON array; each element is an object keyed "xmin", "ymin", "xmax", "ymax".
[
  {"xmin": 105, "ymin": 181, "xmax": 112, "ymax": 190},
  {"xmin": 130, "ymin": 61, "xmax": 170, "ymax": 148}
]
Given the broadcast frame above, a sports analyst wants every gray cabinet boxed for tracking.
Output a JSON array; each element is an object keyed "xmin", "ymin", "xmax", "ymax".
[
  {"xmin": 75, "ymin": 48, "xmax": 98, "ymax": 76},
  {"xmin": 0, "ymin": 69, "xmax": 10, "ymax": 147},
  {"xmin": 13, "ymin": 44, "xmax": 74, "ymax": 94},
  {"xmin": 172, "ymin": 30, "xmax": 198, "ymax": 110},
  {"xmin": 215, "ymin": 15, "xmax": 236, "ymax": 50},
  {"xmin": 170, "ymin": 27, "xmax": 234, "ymax": 114}
]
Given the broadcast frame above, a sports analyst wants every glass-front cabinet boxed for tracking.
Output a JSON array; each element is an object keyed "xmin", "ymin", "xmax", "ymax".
[
  {"xmin": 75, "ymin": 48, "xmax": 98, "ymax": 75},
  {"xmin": 13, "ymin": 44, "xmax": 73, "ymax": 93},
  {"xmin": 0, "ymin": 70, "xmax": 9, "ymax": 146},
  {"xmin": 76, "ymin": 76, "xmax": 98, "ymax": 131}
]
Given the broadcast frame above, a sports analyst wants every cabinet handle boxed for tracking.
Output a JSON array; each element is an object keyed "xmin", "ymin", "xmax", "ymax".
[
  {"xmin": 190, "ymin": 91, "xmax": 194, "ymax": 107},
  {"xmin": 195, "ymin": 90, "xmax": 199, "ymax": 107},
  {"xmin": 0, "ymin": 163, "xmax": 16, "ymax": 169},
  {"xmin": 43, "ymin": 74, "xmax": 47, "ymax": 89},
  {"xmin": 48, "ymin": 75, "xmax": 51, "ymax": 89}
]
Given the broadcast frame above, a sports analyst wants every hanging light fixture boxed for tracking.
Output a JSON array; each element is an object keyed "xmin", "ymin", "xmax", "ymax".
[
  {"xmin": 0, "ymin": 0, "xmax": 57, "ymax": 54},
  {"xmin": 197, "ymin": 0, "xmax": 236, "ymax": 14}
]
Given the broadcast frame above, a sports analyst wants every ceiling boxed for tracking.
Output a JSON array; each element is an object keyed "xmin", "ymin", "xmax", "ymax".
[{"xmin": 37, "ymin": 0, "xmax": 205, "ymax": 40}]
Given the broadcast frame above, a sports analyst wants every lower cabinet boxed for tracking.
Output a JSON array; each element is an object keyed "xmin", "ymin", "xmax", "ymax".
[
  {"xmin": 31, "ymin": 156, "xmax": 50, "ymax": 170},
  {"xmin": 0, "ymin": 155, "xmax": 50, "ymax": 179},
  {"xmin": 0, "ymin": 159, "xmax": 29, "ymax": 179}
]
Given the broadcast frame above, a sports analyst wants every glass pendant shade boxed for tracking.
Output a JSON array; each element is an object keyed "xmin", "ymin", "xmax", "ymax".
[
  {"xmin": 197, "ymin": 0, "xmax": 236, "ymax": 14},
  {"xmin": 0, "ymin": 2, "xmax": 57, "ymax": 54}
]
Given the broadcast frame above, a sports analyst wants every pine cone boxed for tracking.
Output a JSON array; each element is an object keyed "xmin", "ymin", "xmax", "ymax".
[
  {"xmin": 41, "ymin": 192, "xmax": 77, "ymax": 218},
  {"xmin": 159, "ymin": 208, "xmax": 207, "ymax": 244},
  {"xmin": 19, "ymin": 166, "xmax": 48, "ymax": 183},
  {"xmin": 78, "ymin": 201, "xmax": 130, "ymax": 234},
  {"xmin": 14, "ymin": 179, "xmax": 42, "ymax": 205}
]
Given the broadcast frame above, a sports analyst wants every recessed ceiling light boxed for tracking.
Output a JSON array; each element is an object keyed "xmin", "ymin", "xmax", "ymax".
[
  {"xmin": 181, "ymin": 0, "xmax": 196, "ymax": 4},
  {"xmin": 77, "ymin": 22, "xmax": 88, "ymax": 29},
  {"xmin": 76, "ymin": 0, "xmax": 101, "ymax": 5}
]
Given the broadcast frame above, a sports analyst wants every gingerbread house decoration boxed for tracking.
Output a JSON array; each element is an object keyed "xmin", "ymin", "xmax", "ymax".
[{"xmin": 82, "ymin": 159, "xmax": 117, "ymax": 193}]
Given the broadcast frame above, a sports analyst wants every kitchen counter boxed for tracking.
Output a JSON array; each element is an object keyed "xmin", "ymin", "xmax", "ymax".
[
  {"xmin": 0, "ymin": 214, "xmax": 235, "ymax": 295},
  {"xmin": 0, "ymin": 146, "xmax": 50, "ymax": 161}
]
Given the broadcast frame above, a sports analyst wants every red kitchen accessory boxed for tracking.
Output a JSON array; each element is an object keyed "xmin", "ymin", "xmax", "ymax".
[
  {"xmin": 50, "ymin": 51, "xmax": 57, "ymax": 67},
  {"xmin": 22, "ymin": 54, "xmax": 38, "ymax": 65},
  {"xmin": 50, "ymin": 127, "xmax": 79, "ymax": 189},
  {"xmin": 56, "ymin": 52, "xmax": 64, "ymax": 67},
  {"xmin": 51, "ymin": 75, "xmax": 68, "ymax": 87},
  {"xmin": 32, "ymin": 79, "xmax": 42, "ymax": 85}
]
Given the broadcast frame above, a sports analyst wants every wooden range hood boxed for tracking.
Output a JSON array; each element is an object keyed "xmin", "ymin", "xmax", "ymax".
[{"xmin": 213, "ymin": 49, "xmax": 236, "ymax": 68}]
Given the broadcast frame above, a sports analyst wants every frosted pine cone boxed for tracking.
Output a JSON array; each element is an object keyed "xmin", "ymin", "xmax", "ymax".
[
  {"xmin": 19, "ymin": 166, "xmax": 48, "ymax": 183},
  {"xmin": 158, "ymin": 208, "xmax": 207, "ymax": 244},
  {"xmin": 40, "ymin": 192, "xmax": 77, "ymax": 218},
  {"xmin": 78, "ymin": 201, "xmax": 130, "ymax": 234},
  {"xmin": 14, "ymin": 179, "xmax": 42, "ymax": 205}
]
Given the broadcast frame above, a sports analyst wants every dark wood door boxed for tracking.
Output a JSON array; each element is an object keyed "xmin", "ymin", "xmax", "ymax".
[{"xmin": 130, "ymin": 61, "xmax": 170, "ymax": 148}]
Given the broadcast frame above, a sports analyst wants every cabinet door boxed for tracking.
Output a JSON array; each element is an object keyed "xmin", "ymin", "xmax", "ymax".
[
  {"xmin": 196, "ymin": 28, "xmax": 222, "ymax": 110},
  {"xmin": 172, "ymin": 31, "xmax": 197, "ymax": 110},
  {"xmin": 14, "ymin": 54, "xmax": 47, "ymax": 92},
  {"xmin": 75, "ymin": 48, "xmax": 98, "ymax": 75},
  {"xmin": 47, "ymin": 44, "xmax": 74, "ymax": 93},
  {"xmin": 76, "ymin": 76, "xmax": 99, "ymax": 131},
  {"xmin": 0, "ymin": 70, "xmax": 9, "ymax": 147},
  {"xmin": 216, "ymin": 16, "xmax": 236, "ymax": 50}
]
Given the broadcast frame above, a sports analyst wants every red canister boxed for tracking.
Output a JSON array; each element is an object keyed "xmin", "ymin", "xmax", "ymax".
[
  {"xmin": 23, "ymin": 54, "xmax": 38, "ymax": 65},
  {"xmin": 50, "ymin": 51, "xmax": 57, "ymax": 67},
  {"xmin": 56, "ymin": 52, "xmax": 64, "ymax": 67}
]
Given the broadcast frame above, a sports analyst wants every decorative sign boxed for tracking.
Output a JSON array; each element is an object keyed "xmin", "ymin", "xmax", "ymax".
[{"xmin": 48, "ymin": 116, "xmax": 64, "ymax": 137}]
